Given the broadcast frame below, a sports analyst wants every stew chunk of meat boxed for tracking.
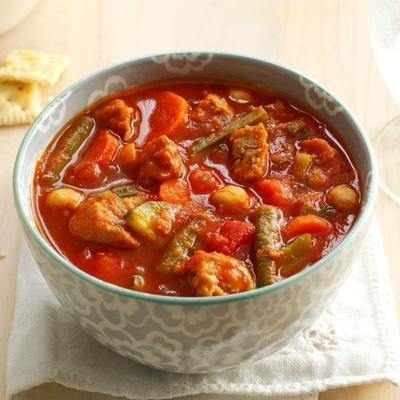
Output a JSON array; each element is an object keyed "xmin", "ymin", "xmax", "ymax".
[
  {"xmin": 191, "ymin": 92, "xmax": 234, "ymax": 131},
  {"xmin": 69, "ymin": 191, "xmax": 138, "ymax": 248},
  {"xmin": 138, "ymin": 135, "xmax": 184, "ymax": 186},
  {"xmin": 94, "ymin": 99, "xmax": 134, "ymax": 141},
  {"xmin": 230, "ymin": 123, "xmax": 269, "ymax": 182},
  {"xmin": 184, "ymin": 250, "xmax": 255, "ymax": 296}
]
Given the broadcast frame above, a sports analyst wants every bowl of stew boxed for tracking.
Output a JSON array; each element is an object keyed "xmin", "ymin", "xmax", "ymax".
[{"xmin": 14, "ymin": 52, "xmax": 377, "ymax": 373}]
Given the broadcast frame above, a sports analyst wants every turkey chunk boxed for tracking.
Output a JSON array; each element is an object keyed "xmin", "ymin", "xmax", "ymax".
[
  {"xmin": 184, "ymin": 250, "xmax": 255, "ymax": 296},
  {"xmin": 230, "ymin": 122, "xmax": 269, "ymax": 182},
  {"xmin": 69, "ymin": 191, "xmax": 138, "ymax": 248},
  {"xmin": 138, "ymin": 135, "xmax": 183, "ymax": 186},
  {"xmin": 94, "ymin": 99, "xmax": 134, "ymax": 141},
  {"xmin": 191, "ymin": 92, "xmax": 234, "ymax": 131}
]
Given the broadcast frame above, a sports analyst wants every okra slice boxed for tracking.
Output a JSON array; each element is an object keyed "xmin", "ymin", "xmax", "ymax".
[{"xmin": 157, "ymin": 214, "xmax": 209, "ymax": 275}]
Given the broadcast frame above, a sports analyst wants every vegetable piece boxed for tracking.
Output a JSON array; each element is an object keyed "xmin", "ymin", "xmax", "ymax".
[
  {"xmin": 72, "ymin": 129, "xmax": 120, "ymax": 184},
  {"xmin": 319, "ymin": 205, "xmax": 336, "ymax": 218},
  {"xmin": 112, "ymin": 184, "xmax": 140, "ymax": 198},
  {"xmin": 189, "ymin": 168, "xmax": 222, "ymax": 194},
  {"xmin": 183, "ymin": 250, "xmax": 255, "ymax": 296},
  {"xmin": 111, "ymin": 184, "xmax": 148, "ymax": 209},
  {"xmin": 283, "ymin": 215, "xmax": 331, "ymax": 239},
  {"xmin": 150, "ymin": 91, "xmax": 188, "ymax": 137},
  {"xmin": 210, "ymin": 184, "xmax": 250, "ymax": 213},
  {"xmin": 278, "ymin": 234, "xmax": 314, "ymax": 277},
  {"xmin": 159, "ymin": 179, "xmax": 190, "ymax": 204},
  {"xmin": 204, "ymin": 220, "xmax": 255, "ymax": 255},
  {"xmin": 122, "ymin": 195, "xmax": 148, "ymax": 210},
  {"xmin": 91, "ymin": 251, "xmax": 132, "ymax": 287},
  {"xmin": 306, "ymin": 167, "xmax": 328, "ymax": 190},
  {"xmin": 326, "ymin": 184, "xmax": 359, "ymax": 212},
  {"xmin": 192, "ymin": 106, "xmax": 268, "ymax": 154},
  {"xmin": 46, "ymin": 188, "xmax": 83, "ymax": 211},
  {"xmin": 41, "ymin": 115, "xmax": 94, "ymax": 185},
  {"xmin": 228, "ymin": 88, "xmax": 252, "ymax": 103},
  {"xmin": 253, "ymin": 205, "xmax": 282, "ymax": 286},
  {"xmin": 256, "ymin": 179, "xmax": 294, "ymax": 208},
  {"xmin": 132, "ymin": 275, "xmax": 145, "ymax": 291},
  {"xmin": 117, "ymin": 143, "xmax": 137, "ymax": 171},
  {"xmin": 158, "ymin": 214, "xmax": 210, "ymax": 275},
  {"xmin": 125, "ymin": 201, "xmax": 179, "ymax": 243},
  {"xmin": 279, "ymin": 119, "xmax": 306, "ymax": 136},
  {"xmin": 292, "ymin": 152, "xmax": 312, "ymax": 180},
  {"xmin": 300, "ymin": 138, "xmax": 335, "ymax": 164},
  {"xmin": 205, "ymin": 93, "xmax": 233, "ymax": 113}
]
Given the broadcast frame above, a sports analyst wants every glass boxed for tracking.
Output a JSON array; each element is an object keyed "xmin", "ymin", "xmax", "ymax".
[{"xmin": 369, "ymin": 0, "xmax": 400, "ymax": 204}]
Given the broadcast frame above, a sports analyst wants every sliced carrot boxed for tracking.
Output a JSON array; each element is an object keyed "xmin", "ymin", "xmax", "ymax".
[
  {"xmin": 189, "ymin": 168, "xmax": 222, "ymax": 194},
  {"xmin": 283, "ymin": 215, "xmax": 331, "ymax": 239},
  {"xmin": 159, "ymin": 179, "xmax": 190, "ymax": 205},
  {"xmin": 300, "ymin": 138, "xmax": 335, "ymax": 164},
  {"xmin": 256, "ymin": 178, "xmax": 294, "ymax": 208},
  {"xmin": 150, "ymin": 91, "xmax": 188, "ymax": 137},
  {"xmin": 72, "ymin": 129, "xmax": 120, "ymax": 184}
]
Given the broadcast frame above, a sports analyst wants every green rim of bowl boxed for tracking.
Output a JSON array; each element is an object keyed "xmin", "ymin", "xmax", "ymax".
[{"xmin": 13, "ymin": 51, "xmax": 378, "ymax": 305}]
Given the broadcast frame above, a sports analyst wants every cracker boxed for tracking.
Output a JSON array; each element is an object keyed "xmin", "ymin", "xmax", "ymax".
[
  {"xmin": 0, "ymin": 50, "xmax": 69, "ymax": 87},
  {"xmin": 0, "ymin": 82, "xmax": 40, "ymax": 126}
]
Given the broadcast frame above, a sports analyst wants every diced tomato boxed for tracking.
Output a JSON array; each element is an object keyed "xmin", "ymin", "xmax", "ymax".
[
  {"xmin": 90, "ymin": 251, "xmax": 132, "ymax": 287},
  {"xmin": 117, "ymin": 143, "xmax": 138, "ymax": 171},
  {"xmin": 300, "ymin": 138, "xmax": 335, "ymax": 164},
  {"xmin": 159, "ymin": 179, "xmax": 190, "ymax": 204},
  {"xmin": 283, "ymin": 215, "xmax": 331, "ymax": 239},
  {"xmin": 204, "ymin": 220, "xmax": 255, "ymax": 255},
  {"xmin": 150, "ymin": 91, "xmax": 188, "ymax": 137},
  {"xmin": 72, "ymin": 129, "xmax": 120, "ymax": 184},
  {"xmin": 256, "ymin": 179, "xmax": 294, "ymax": 208},
  {"xmin": 189, "ymin": 168, "xmax": 222, "ymax": 194}
]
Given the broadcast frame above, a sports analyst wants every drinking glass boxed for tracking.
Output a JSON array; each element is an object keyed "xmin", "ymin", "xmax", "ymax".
[{"xmin": 370, "ymin": 0, "xmax": 400, "ymax": 204}]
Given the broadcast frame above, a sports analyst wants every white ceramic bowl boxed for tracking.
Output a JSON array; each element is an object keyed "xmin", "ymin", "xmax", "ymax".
[{"xmin": 13, "ymin": 52, "xmax": 377, "ymax": 373}]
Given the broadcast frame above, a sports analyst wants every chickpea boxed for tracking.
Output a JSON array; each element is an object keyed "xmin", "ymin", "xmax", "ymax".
[
  {"xmin": 210, "ymin": 184, "xmax": 250, "ymax": 212},
  {"xmin": 228, "ymin": 88, "xmax": 252, "ymax": 103},
  {"xmin": 326, "ymin": 184, "xmax": 358, "ymax": 212},
  {"xmin": 46, "ymin": 188, "xmax": 83, "ymax": 211}
]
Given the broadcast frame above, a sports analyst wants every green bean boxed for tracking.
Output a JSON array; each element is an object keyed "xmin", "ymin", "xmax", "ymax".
[
  {"xmin": 253, "ymin": 205, "xmax": 282, "ymax": 287},
  {"xmin": 112, "ymin": 184, "xmax": 139, "ymax": 198},
  {"xmin": 280, "ymin": 119, "xmax": 306, "ymax": 136},
  {"xmin": 292, "ymin": 152, "xmax": 312, "ymax": 180},
  {"xmin": 279, "ymin": 233, "xmax": 313, "ymax": 276},
  {"xmin": 191, "ymin": 106, "xmax": 268, "ymax": 154},
  {"xmin": 42, "ymin": 116, "xmax": 94, "ymax": 185},
  {"xmin": 157, "ymin": 215, "xmax": 208, "ymax": 275}
]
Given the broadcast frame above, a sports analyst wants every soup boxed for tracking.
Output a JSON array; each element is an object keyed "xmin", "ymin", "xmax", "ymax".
[{"xmin": 33, "ymin": 80, "xmax": 361, "ymax": 297}]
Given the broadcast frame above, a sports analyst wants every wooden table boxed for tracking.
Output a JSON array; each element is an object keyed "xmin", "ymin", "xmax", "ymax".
[{"xmin": 1, "ymin": 0, "xmax": 399, "ymax": 398}]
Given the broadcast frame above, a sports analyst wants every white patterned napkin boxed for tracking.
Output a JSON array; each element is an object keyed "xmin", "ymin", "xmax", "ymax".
[{"xmin": 6, "ymin": 218, "xmax": 400, "ymax": 400}]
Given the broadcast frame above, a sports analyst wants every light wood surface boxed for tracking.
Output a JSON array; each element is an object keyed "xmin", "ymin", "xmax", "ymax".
[{"xmin": 0, "ymin": 0, "xmax": 399, "ymax": 399}]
